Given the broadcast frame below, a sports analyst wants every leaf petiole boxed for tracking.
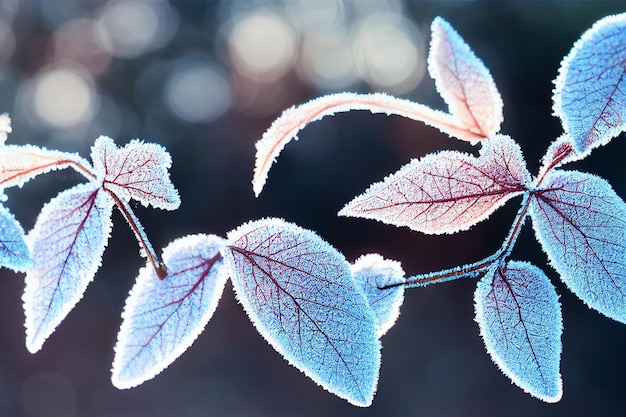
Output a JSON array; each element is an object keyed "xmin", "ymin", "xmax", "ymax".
[
  {"xmin": 383, "ymin": 193, "xmax": 531, "ymax": 290},
  {"xmin": 105, "ymin": 188, "xmax": 167, "ymax": 279}
]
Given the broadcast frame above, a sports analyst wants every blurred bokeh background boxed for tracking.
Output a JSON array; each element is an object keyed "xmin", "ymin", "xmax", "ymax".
[{"xmin": 1, "ymin": 0, "xmax": 626, "ymax": 416}]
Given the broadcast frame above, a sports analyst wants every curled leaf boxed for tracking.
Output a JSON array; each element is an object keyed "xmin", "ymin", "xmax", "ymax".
[
  {"xmin": 0, "ymin": 145, "xmax": 94, "ymax": 189},
  {"xmin": 475, "ymin": 261, "xmax": 562, "ymax": 402},
  {"xmin": 252, "ymin": 92, "xmax": 456, "ymax": 197},
  {"xmin": 429, "ymin": 17, "xmax": 503, "ymax": 140},
  {"xmin": 23, "ymin": 183, "xmax": 113, "ymax": 353},
  {"xmin": 252, "ymin": 18, "xmax": 504, "ymax": 197},
  {"xmin": 553, "ymin": 13, "xmax": 626, "ymax": 156},
  {"xmin": 0, "ymin": 204, "xmax": 31, "ymax": 271},
  {"xmin": 530, "ymin": 170, "xmax": 626, "ymax": 323},
  {"xmin": 223, "ymin": 218, "xmax": 380, "ymax": 406},
  {"xmin": 91, "ymin": 136, "xmax": 180, "ymax": 210},
  {"xmin": 351, "ymin": 254, "xmax": 405, "ymax": 338},
  {"xmin": 112, "ymin": 234, "xmax": 228, "ymax": 389},
  {"xmin": 340, "ymin": 135, "xmax": 530, "ymax": 234}
]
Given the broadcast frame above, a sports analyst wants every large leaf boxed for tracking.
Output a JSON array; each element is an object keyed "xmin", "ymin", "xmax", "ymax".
[
  {"xmin": 223, "ymin": 218, "xmax": 380, "ymax": 406},
  {"xmin": 339, "ymin": 135, "xmax": 530, "ymax": 234},
  {"xmin": 252, "ymin": 17, "xmax": 502, "ymax": 197},
  {"xmin": 0, "ymin": 204, "xmax": 31, "ymax": 271},
  {"xmin": 350, "ymin": 254, "xmax": 405, "ymax": 338},
  {"xmin": 23, "ymin": 182, "xmax": 113, "ymax": 353},
  {"xmin": 429, "ymin": 17, "xmax": 503, "ymax": 140},
  {"xmin": 475, "ymin": 261, "xmax": 562, "ymax": 402},
  {"xmin": 530, "ymin": 170, "xmax": 626, "ymax": 323},
  {"xmin": 91, "ymin": 136, "xmax": 180, "ymax": 210},
  {"xmin": 112, "ymin": 234, "xmax": 228, "ymax": 389},
  {"xmin": 553, "ymin": 13, "xmax": 626, "ymax": 156},
  {"xmin": 0, "ymin": 145, "xmax": 93, "ymax": 189}
]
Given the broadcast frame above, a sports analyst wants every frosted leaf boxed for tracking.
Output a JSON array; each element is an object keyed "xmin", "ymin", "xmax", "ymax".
[
  {"xmin": 0, "ymin": 145, "xmax": 94, "ymax": 190},
  {"xmin": 475, "ymin": 261, "xmax": 562, "ymax": 402},
  {"xmin": 536, "ymin": 135, "xmax": 582, "ymax": 183},
  {"xmin": 91, "ymin": 136, "xmax": 180, "ymax": 210},
  {"xmin": 252, "ymin": 92, "xmax": 459, "ymax": 196},
  {"xmin": 23, "ymin": 182, "xmax": 114, "ymax": 353},
  {"xmin": 429, "ymin": 17, "xmax": 503, "ymax": 140},
  {"xmin": 553, "ymin": 13, "xmax": 626, "ymax": 156},
  {"xmin": 0, "ymin": 113, "xmax": 11, "ymax": 145},
  {"xmin": 340, "ymin": 135, "xmax": 530, "ymax": 234},
  {"xmin": 112, "ymin": 234, "xmax": 228, "ymax": 389},
  {"xmin": 223, "ymin": 218, "xmax": 380, "ymax": 407},
  {"xmin": 252, "ymin": 18, "xmax": 505, "ymax": 197},
  {"xmin": 0, "ymin": 204, "xmax": 31, "ymax": 271},
  {"xmin": 530, "ymin": 170, "xmax": 626, "ymax": 323},
  {"xmin": 351, "ymin": 254, "xmax": 405, "ymax": 338}
]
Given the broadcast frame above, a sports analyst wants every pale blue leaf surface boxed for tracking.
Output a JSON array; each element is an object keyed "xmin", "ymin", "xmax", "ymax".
[
  {"xmin": 553, "ymin": 13, "xmax": 626, "ymax": 156},
  {"xmin": 351, "ymin": 254, "xmax": 405, "ymax": 338},
  {"xmin": 112, "ymin": 234, "xmax": 228, "ymax": 389},
  {"xmin": 223, "ymin": 218, "xmax": 380, "ymax": 406},
  {"xmin": 340, "ymin": 135, "xmax": 530, "ymax": 234},
  {"xmin": 475, "ymin": 261, "xmax": 562, "ymax": 402},
  {"xmin": 91, "ymin": 136, "xmax": 180, "ymax": 210},
  {"xmin": 23, "ymin": 182, "xmax": 114, "ymax": 353},
  {"xmin": 530, "ymin": 170, "xmax": 626, "ymax": 323},
  {"xmin": 0, "ymin": 204, "xmax": 31, "ymax": 271}
]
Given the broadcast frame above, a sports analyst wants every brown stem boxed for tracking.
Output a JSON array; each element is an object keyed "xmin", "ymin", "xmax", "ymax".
[{"xmin": 104, "ymin": 186, "xmax": 168, "ymax": 279}]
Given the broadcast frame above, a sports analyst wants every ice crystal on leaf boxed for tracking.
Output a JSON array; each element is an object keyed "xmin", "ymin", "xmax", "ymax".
[
  {"xmin": 2, "ymin": 10, "xmax": 626, "ymax": 410},
  {"xmin": 0, "ymin": 204, "xmax": 31, "ymax": 272},
  {"xmin": 0, "ymin": 134, "xmax": 181, "ymax": 353},
  {"xmin": 24, "ymin": 183, "xmax": 114, "ymax": 353},
  {"xmin": 475, "ymin": 261, "xmax": 562, "ymax": 402},
  {"xmin": 250, "ymin": 13, "xmax": 626, "ymax": 404},
  {"xmin": 0, "ymin": 145, "xmax": 94, "ymax": 189},
  {"xmin": 91, "ymin": 136, "xmax": 180, "ymax": 210},
  {"xmin": 252, "ymin": 16, "xmax": 503, "ymax": 196},
  {"xmin": 553, "ymin": 13, "xmax": 626, "ymax": 157},
  {"xmin": 112, "ymin": 234, "xmax": 228, "ymax": 389},
  {"xmin": 223, "ymin": 218, "xmax": 381, "ymax": 407},
  {"xmin": 530, "ymin": 170, "xmax": 626, "ymax": 323},
  {"xmin": 340, "ymin": 135, "xmax": 530, "ymax": 234},
  {"xmin": 351, "ymin": 254, "xmax": 405, "ymax": 338},
  {"xmin": 428, "ymin": 17, "xmax": 503, "ymax": 140}
]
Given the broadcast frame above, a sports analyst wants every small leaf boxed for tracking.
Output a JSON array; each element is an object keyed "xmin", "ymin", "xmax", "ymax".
[
  {"xmin": 475, "ymin": 261, "xmax": 562, "ymax": 402},
  {"xmin": 530, "ymin": 170, "xmax": 626, "ymax": 323},
  {"xmin": 351, "ymin": 254, "xmax": 405, "ymax": 338},
  {"xmin": 0, "ymin": 113, "xmax": 11, "ymax": 145},
  {"xmin": 536, "ymin": 135, "xmax": 582, "ymax": 182},
  {"xmin": 0, "ymin": 145, "xmax": 94, "ymax": 189},
  {"xmin": 91, "ymin": 136, "xmax": 180, "ymax": 210},
  {"xmin": 340, "ymin": 135, "xmax": 530, "ymax": 234},
  {"xmin": 429, "ymin": 17, "xmax": 504, "ymax": 140},
  {"xmin": 23, "ymin": 182, "xmax": 113, "ymax": 353},
  {"xmin": 223, "ymin": 218, "xmax": 380, "ymax": 407},
  {"xmin": 553, "ymin": 13, "xmax": 626, "ymax": 156},
  {"xmin": 0, "ymin": 204, "xmax": 31, "ymax": 271},
  {"xmin": 112, "ymin": 234, "xmax": 228, "ymax": 389}
]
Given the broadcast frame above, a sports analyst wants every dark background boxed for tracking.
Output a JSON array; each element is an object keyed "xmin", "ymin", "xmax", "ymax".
[{"xmin": 1, "ymin": 1, "xmax": 626, "ymax": 416}]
